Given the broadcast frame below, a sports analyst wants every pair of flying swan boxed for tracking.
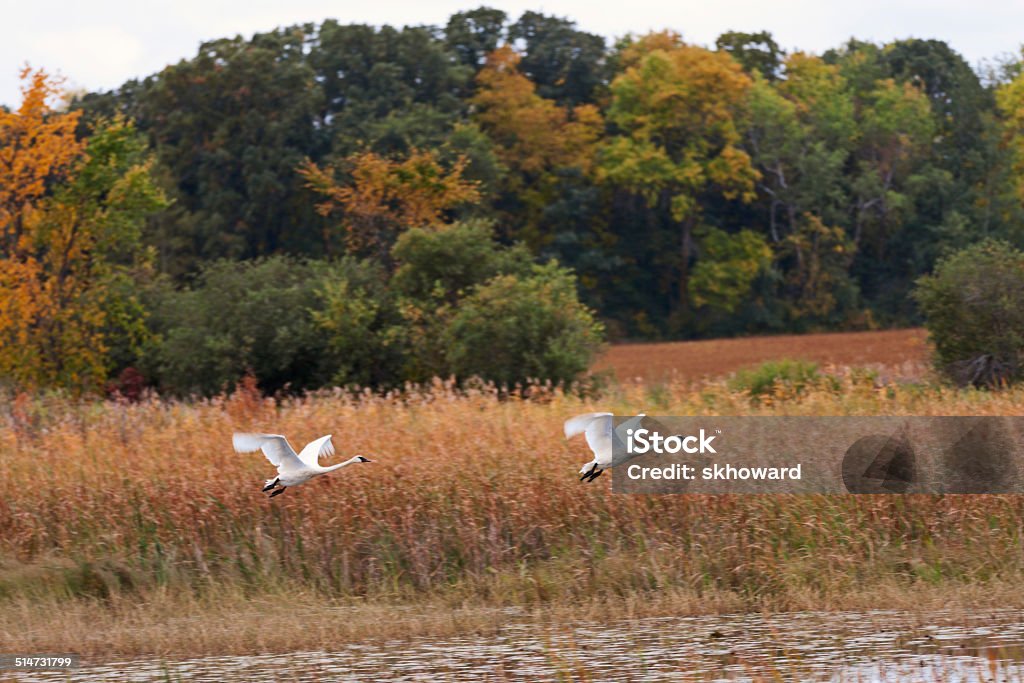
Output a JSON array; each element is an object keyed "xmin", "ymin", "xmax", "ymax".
[{"xmin": 233, "ymin": 413, "xmax": 636, "ymax": 497}]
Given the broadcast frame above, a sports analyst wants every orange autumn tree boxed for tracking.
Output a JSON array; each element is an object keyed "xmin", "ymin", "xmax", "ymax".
[
  {"xmin": 300, "ymin": 149, "xmax": 481, "ymax": 259},
  {"xmin": 472, "ymin": 46, "xmax": 602, "ymax": 176},
  {"xmin": 471, "ymin": 46, "xmax": 603, "ymax": 247},
  {"xmin": 0, "ymin": 69, "xmax": 82, "ymax": 385},
  {"xmin": 0, "ymin": 68, "xmax": 165, "ymax": 391}
]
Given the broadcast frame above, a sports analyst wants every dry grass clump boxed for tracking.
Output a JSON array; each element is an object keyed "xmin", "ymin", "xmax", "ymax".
[{"xmin": 2, "ymin": 372, "xmax": 1024, "ymax": 656}]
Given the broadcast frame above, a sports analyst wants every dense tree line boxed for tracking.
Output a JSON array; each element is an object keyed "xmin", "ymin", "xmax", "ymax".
[
  {"xmin": 73, "ymin": 11, "xmax": 1024, "ymax": 337},
  {"xmin": 7, "ymin": 8, "xmax": 1024, "ymax": 392}
]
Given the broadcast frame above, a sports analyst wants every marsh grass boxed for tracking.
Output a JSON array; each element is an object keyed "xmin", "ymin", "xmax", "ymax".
[{"xmin": 3, "ymin": 373, "xmax": 1024, "ymax": 656}]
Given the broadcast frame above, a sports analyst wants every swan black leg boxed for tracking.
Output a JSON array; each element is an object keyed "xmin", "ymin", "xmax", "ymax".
[
  {"xmin": 269, "ymin": 487, "xmax": 287, "ymax": 498},
  {"xmin": 262, "ymin": 478, "xmax": 280, "ymax": 492}
]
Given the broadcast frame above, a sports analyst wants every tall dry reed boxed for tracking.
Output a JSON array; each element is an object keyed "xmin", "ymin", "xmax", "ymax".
[{"xmin": 2, "ymin": 373, "xmax": 1023, "ymax": 612}]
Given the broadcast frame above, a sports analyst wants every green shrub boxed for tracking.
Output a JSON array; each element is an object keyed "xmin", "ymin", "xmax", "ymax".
[
  {"xmin": 913, "ymin": 240, "xmax": 1024, "ymax": 387},
  {"xmin": 312, "ymin": 263, "xmax": 405, "ymax": 388},
  {"xmin": 391, "ymin": 220, "xmax": 537, "ymax": 382},
  {"xmin": 144, "ymin": 256, "xmax": 396, "ymax": 395},
  {"xmin": 442, "ymin": 263, "xmax": 605, "ymax": 386},
  {"xmin": 141, "ymin": 227, "xmax": 605, "ymax": 393},
  {"xmin": 729, "ymin": 359, "xmax": 823, "ymax": 399},
  {"xmin": 391, "ymin": 220, "xmax": 533, "ymax": 303}
]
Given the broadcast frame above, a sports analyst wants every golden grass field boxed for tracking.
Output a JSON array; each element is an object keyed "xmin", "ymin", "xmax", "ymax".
[{"xmin": 4, "ymin": 325, "xmax": 1024, "ymax": 661}]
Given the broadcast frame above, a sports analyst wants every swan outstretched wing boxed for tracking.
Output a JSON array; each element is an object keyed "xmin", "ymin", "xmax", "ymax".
[
  {"xmin": 564, "ymin": 412, "xmax": 612, "ymax": 439},
  {"xmin": 233, "ymin": 433, "xmax": 305, "ymax": 472},
  {"xmin": 610, "ymin": 413, "xmax": 647, "ymax": 468},
  {"xmin": 297, "ymin": 434, "xmax": 335, "ymax": 468},
  {"xmin": 565, "ymin": 412, "xmax": 613, "ymax": 466},
  {"xmin": 565, "ymin": 412, "xmax": 647, "ymax": 468}
]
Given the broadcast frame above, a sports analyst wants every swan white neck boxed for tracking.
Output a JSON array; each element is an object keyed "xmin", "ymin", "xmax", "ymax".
[{"xmin": 320, "ymin": 456, "xmax": 365, "ymax": 473}]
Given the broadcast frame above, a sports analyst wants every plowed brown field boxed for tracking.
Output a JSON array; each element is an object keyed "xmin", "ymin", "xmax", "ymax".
[{"xmin": 595, "ymin": 328, "xmax": 930, "ymax": 382}]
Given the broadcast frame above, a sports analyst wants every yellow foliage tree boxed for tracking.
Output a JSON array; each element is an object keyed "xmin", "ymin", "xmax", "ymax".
[
  {"xmin": 997, "ymin": 72, "xmax": 1024, "ymax": 205},
  {"xmin": 473, "ymin": 46, "xmax": 602, "ymax": 176},
  {"xmin": 0, "ymin": 70, "xmax": 84, "ymax": 256},
  {"xmin": 600, "ymin": 37, "xmax": 759, "ymax": 311},
  {"xmin": 471, "ymin": 46, "xmax": 603, "ymax": 247},
  {"xmin": 300, "ymin": 149, "xmax": 481, "ymax": 258},
  {"xmin": 0, "ymin": 68, "xmax": 164, "ymax": 391}
]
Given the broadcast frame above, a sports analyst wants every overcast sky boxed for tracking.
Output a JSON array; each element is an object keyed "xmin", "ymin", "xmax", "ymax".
[{"xmin": 3, "ymin": 0, "xmax": 1022, "ymax": 107}]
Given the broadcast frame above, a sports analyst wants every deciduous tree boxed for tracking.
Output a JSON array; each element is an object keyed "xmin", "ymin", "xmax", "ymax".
[
  {"xmin": 507, "ymin": 11, "xmax": 607, "ymax": 106},
  {"xmin": 300, "ymin": 149, "xmax": 481, "ymax": 259},
  {"xmin": 472, "ymin": 46, "xmax": 603, "ymax": 248},
  {"xmin": 0, "ymin": 70, "xmax": 164, "ymax": 390},
  {"xmin": 600, "ymin": 35, "xmax": 760, "ymax": 311}
]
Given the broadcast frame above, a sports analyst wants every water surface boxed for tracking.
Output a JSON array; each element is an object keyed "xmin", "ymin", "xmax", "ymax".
[{"xmin": 11, "ymin": 608, "xmax": 1024, "ymax": 682}]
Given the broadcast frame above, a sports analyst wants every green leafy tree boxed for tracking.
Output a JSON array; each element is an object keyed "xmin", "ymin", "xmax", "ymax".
[
  {"xmin": 745, "ymin": 54, "xmax": 854, "ymax": 243},
  {"xmin": 311, "ymin": 263, "xmax": 404, "ymax": 388},
  {"xmin": 508, "ymin": 11, "xmax": 607, "ymax": 106},
  {"xmin": 391, "ymin": 220, "xmax": 532, "ymax": 303},
  {"xmin": 443, "ymin": 262, "xmax": 604, "ymax": 386},
  {"xmin": 145, "ymin": 257, "xmax": 396, "ymax": 395},
  {"xmin": 445, "ymin": 7, "xmax": 508, "ymax": 69},
  {"xmin": 310, "ymin": 21, "xmax": 471, "ymax": 155},
  {"xmin": 691, "ymin": 228, "xmax": 772, "ymax": 314},
  {"xmin": 390, "ymin": 220, "xmax": 533, "ymax": 381},
  {"xmin": 741, "ymin": 54, "xmax": 861, "ymax": 325},
  {"xmin": 851, "ymin": 78, "xmax": 935, "ymax": 250},
  {"xmin": 129, "ymin": 29, "xmax": 326, "ymax": 267},
  {"xmin": 914, "ymin": 240, "xmax": 1024, "ymax": 386},
  {"xmin": 822, "ymin": 40, "xmax": 959, "ymax": 319},
  {"xmin": 716, "ymin": 30, "xmax": 783, "ymax": 81},
  {"xmin": 746, "ymin": 47, "xmax": 941, "ymax": 325},
  {"xmin": 880, "ymin": 39, "xmax": 990, "ymax": 174}
]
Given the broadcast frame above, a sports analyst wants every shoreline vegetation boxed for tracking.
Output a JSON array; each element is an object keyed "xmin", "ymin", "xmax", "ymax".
[
  {"xmin": 4, "ymin": 356, "xmax": 1024, "ymax": 659},
  {"xmin": 7, "ymin": 585, "xmax": 1024, "ymax": 660}
]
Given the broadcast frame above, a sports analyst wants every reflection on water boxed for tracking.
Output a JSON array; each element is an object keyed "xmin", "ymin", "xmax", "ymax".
[{"xmin": 11, "ymin": 609, "xmax": 1024, "ymax": 682}]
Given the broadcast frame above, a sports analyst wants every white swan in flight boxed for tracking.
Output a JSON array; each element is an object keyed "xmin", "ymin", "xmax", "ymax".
[
  {"xmin": 565, "ymin": 412, "xmax": 646, "ymax": 483},
  {"xmin": 233, "ymin": 432, "xmax": 372, "ymax": 498}
]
